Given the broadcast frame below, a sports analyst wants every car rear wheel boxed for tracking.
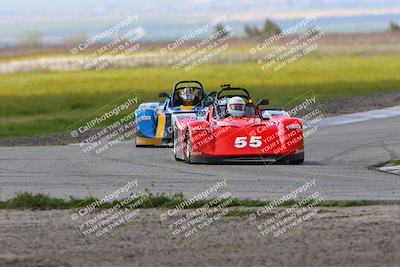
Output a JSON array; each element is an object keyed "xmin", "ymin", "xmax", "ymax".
[
  {"xmin": 289, "ymin": 158, "xmax": 304, "ymax": 165},
  {"xmin": 185, "ymin": 131, "xmax": 192, "ymax": 164},
  {"xmin": 173, "ymin": 133, "xmax": 182, "ymax": 161}
]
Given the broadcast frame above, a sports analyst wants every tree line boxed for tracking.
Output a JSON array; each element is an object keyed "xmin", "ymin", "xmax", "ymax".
[{"xmin": 11, "ymin": 20, "xmax": 400, "ymax": 46}]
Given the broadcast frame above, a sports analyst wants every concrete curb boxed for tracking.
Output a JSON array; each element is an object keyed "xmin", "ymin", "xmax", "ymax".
[{"xmin": 377, "ymin": 165, "xmax": 400, "ymax": 175}]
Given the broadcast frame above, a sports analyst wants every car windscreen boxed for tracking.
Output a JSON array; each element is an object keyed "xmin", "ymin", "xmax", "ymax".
[{"xmin": 173, "ymin": 87, "xmax": 204, "ymax": 106}]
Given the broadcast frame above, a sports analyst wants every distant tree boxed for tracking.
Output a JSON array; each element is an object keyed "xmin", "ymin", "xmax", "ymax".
[
  {"xmin": 244, "ymin": 25, "xmax": 253, "ymax": 36},
  {"xmin": 262, "ymin": 19, "xmax": 282, "ymax": 36},
  {"xmin": 18, "ymin": 30, "xmax": 43, "ymax": 46},
  {"xmin": 244, "ymin": 19, "xmax": 281, "ymax": 37},
  {"xmin": 389, "ymin": 21, "xmax": 400, "ymax": 32},
  {"xmin": 244, "ymin": 25, "xmax": 261, "ymax": 37},
  {"xmin": 214, "ymin": 23, "xmax": 230, "ymax": 37}
]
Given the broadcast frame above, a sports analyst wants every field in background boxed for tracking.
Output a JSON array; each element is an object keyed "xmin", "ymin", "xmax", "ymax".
[
  {"xmin": 1, "ymin": 45, "xmax": 400, "ymax": 74},
  {"xmin": 0, "ymin": 52, "xmax": 399, "ymax": 139},
  {"xmin": 1, "ymin": 32, "xmax": 400, "ymax": 57}
]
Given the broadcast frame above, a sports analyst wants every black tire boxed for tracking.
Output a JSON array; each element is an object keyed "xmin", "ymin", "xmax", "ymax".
[
  {"xmin": 173, "ymin": 134, "xmax": 183, "ymax": 161},
  {"xmin": 185, "ymin": 131, "xmax": 192, "ymax": 164},
  {"xmin": 135, "ymin": 141, "xmax": 152, "ymax": 147},
  {"xmin": 289, "ymin": 158, "xmax": 304, "ymax": 165},
  {"xmin": 135, "ymin": 142, "xmax": 147, "ymax": 148},
  {"xmin": 173, "ymin": 147, "xmax": 181, "ymax": 161}
]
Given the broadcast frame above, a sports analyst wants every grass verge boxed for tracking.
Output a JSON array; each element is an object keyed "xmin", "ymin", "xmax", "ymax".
[{"xmin": 0, "ymin": 192, "xmax": 382, "ymax": 210}]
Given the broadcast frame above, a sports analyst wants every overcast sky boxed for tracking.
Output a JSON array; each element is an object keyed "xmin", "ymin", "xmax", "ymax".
[
  {"xmin": 1, "ymin": 0, "xmax": 400, "ymax": 43},
  {"xmin": 2, "ymin": 0, "xmax": 400, "ymax": 21}
]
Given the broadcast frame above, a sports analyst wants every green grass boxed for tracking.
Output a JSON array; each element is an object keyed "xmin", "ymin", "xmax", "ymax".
[
  {"xmin": 2, "ymin": 44, "xmax": 399, "ymax": 62},
  {"xmin": 0, "ymin": 192, "xmax": 381, "ymax": 210},
  {"xmin": 0, "ymin": 54, "xmax": 400, "ymax": 139}
]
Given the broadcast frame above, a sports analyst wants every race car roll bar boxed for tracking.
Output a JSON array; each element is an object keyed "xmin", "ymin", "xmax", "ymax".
[
  {"xmin": 216, "ymin": 84, "xmax": 251, "ymax": 100},
  {"xmin": 174, "ymin": 80, "xmax": 204, "ymax": 91}
]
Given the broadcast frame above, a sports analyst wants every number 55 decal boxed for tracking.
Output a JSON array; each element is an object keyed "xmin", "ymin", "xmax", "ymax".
[{"xmin": 234, "ymin": 136, "xmax": 262, "ymax": 148}]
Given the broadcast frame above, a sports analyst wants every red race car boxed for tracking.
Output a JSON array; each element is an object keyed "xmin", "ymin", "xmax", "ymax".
[{"xmin": 173, "ymin": 85, "xmax": 304, "ymax": 164}]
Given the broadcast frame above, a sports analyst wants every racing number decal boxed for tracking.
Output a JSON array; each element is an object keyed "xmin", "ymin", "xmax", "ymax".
[
  {"xmin": 249, "ymin": 136, "xmax": 262, "ymax": 148},
  {"xmin": 234, "ymin": 136, "xmax": 262, "ymax": 148},
  {"xmin": 234, "ymin": 137, "xmax": 247, "ymax": 148}
]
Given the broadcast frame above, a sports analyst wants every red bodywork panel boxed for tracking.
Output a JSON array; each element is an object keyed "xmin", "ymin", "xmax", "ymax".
[{"xmin": 175, "ymin": 107, "xmax": 304, "ymax": 160}]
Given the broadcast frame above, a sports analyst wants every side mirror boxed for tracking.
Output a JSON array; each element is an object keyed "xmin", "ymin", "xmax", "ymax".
[
  {"xmin": 257, "ymin": 99, "xmax": 269, "ymax": 107},
  {"xmin": 158, "ymin": 92, "xmax": 169, "ymax": 98}
]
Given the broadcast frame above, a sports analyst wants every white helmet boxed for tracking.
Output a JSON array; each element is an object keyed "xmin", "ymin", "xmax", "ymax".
[{"xmin": 227, "ymin": 96, "xmax": 245, "ymax": 117}]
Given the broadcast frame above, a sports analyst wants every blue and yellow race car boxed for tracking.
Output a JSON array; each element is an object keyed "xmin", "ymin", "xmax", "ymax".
[{"xmin": 134, "ymin": 80, "xmax": 213, "ymax": 146}]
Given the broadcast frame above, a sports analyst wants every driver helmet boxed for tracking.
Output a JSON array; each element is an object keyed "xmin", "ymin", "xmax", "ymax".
[
  {"xmin": 227, "ymin": 96, "xmax": 245, "ymax": 117},
  {"xmin": 179, "ymin": 87, "xmax": 195, "ymax": 105}
]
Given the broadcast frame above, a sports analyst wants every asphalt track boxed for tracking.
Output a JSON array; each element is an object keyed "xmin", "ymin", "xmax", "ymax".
[{"xmin": 0, "ymin": 107, "xmax": 399, "ymax": 201}]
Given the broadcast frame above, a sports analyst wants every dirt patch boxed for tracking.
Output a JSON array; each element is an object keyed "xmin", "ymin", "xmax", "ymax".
[
  {"xmin": 322, "ymin": 90, "xmax": 400, "ymax": 116},
  {"xmin": 0, "ymin": 205, "xmax": 398, "ymax": 267},
  {"xmin": 0, "ymin": 127, "xmax": 107, "ymax": 147},
  {"xmin": 1, "ymin": 90, "xmax": 400, "ymax": 147}
]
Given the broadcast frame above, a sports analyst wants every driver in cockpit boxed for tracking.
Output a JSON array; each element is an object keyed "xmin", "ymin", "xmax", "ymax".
[
  {"xmin": 226, "ymin": 96, "xmax": 246, "ymax": 117},
  {"xmin": 175, "ymin": 87, "xmax": 202, "ymax": 106}
]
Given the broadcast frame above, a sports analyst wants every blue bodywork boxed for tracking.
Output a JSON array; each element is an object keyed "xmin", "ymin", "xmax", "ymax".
[{"xmin": 134, "ymin": 81, "xmax": 210, "ymax": 146}]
